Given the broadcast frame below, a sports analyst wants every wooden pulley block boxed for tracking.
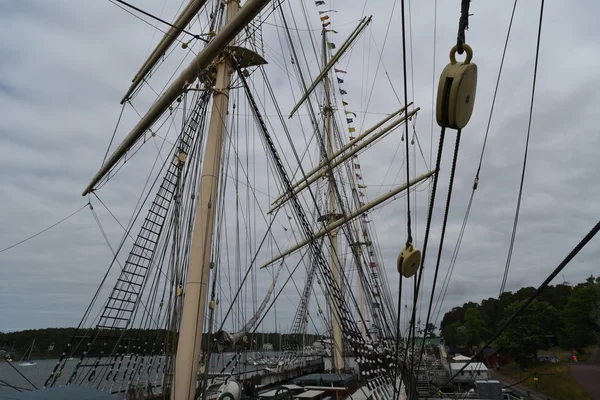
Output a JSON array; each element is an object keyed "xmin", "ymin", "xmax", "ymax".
[
  {"xmin": 397, "ymin": 243, "xmax": 421, "ymax": 278},
  {"xmin": 436, "ymin": 44, "xmax": 477, "ymax": 130}
]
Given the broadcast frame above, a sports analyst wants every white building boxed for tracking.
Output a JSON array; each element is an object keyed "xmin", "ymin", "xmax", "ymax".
[
  {"xmin": 262, "ymin": 343, "xmax": 273, "ymax": 351},
  {"xmin": 448, "ymin": 362, "xmax": 490, "ymax": 382}
]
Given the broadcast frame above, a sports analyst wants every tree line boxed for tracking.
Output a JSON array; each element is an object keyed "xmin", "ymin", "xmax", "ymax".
[{"xmin": 440, "ymin": 275, "xmax": 600, "ymax": 365}]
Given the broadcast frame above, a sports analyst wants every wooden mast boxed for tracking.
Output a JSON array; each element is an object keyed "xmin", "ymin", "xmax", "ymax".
[
  {"xmin": 321, "ymin": 27, "xmax": 344, "ymax": 373},
  {"xmin": 171, "ymin": 1, "xmax": 239, "ymax": 398}
]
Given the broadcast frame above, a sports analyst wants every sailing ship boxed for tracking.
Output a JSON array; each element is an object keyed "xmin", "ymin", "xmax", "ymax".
[{"xmin": 6, "ymin": 0, "xmax": 528, "ymax": 399}]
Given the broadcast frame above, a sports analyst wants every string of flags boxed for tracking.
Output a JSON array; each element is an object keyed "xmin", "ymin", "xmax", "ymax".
[{"xmin": 313, "ymin": 0, "xmax": 384, "ymax": 312}]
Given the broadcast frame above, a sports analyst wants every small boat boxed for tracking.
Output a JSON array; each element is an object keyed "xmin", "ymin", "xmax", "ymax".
[
  {"xmin": 18, "ymin": 360, "xmax": 37, "ymax": 367},
  {"xmin": 17, "ymin": 339, "xmax": 37, "ymax": 367}
]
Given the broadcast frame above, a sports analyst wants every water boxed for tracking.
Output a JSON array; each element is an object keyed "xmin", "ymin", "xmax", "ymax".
[
  {"xmin": 0, "ymin": 353, "xmax": 276, "ymax": 398},
  {"xmin": 0, "ymin": 359, "xmax": 58, "ymax": 396}
]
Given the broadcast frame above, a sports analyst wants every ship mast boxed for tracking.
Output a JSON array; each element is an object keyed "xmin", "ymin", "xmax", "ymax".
[
  {"xmin": 171, "ymin": 0, "xmax": 238, "ymax": 398},
  {"xmin": 321, "ymin": 28, "xmax": 344, "ymax": 373}
]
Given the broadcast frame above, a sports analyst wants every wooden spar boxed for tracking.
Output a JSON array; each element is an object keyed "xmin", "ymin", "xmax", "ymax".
[
  {"xmin": 270, "ymin": 104, "xmax": 412, "ymax": 209},
  {"xmin": 288, "ymin": 16, "xmax": 372, "ymax": 118},
  {"xmin": 268, "ymin": 108, "xmax": 420, "ymax": 214},
  {"xmin": 261, "ymin": 169, "xmax": 437, "ymax": 269},
  {"xmin": 82, "ymin": 0, "xmax": 275, "ymax": 196},
  {"xmin": 120, "ymin": 0, "xmax": 210, "ymax": 104}
]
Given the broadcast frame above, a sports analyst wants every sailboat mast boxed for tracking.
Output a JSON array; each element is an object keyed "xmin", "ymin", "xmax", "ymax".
[
  {"xmin": 321, "ymin": 29, "xmax": 344, "ymax": 373},
  {"xmin": 172, "ymin": 1, "xmax": 239, "ymax": 399}
]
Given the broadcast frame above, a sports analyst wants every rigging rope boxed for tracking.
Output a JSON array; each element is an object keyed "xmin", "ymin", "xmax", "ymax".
[
  {"xmin": 1, "ymin": 358, "xmax": 38, "ymax": 390},
  {"xmin": 101, "ymin": 103, "xmax": 126, "ymax": 167},
  {"xmin": 499, "ymin": 0, "xmax": 544, "ymax": 296},
  {"xmin": 0, "ymin": 203, "xmax": 89, "ymax": 254},
  {"xmin": 394, "ymin": 1, "xmax": 417, "ymax": 398},
  {"xmin": 414, "ymin": 130, "xmax": 462, "ymax": 380},
  {"xmin": 456, "ymin": 0, "xmax": 471, "ymax": 55},
  {"xmin": 400, "ymin": 0, "xmax": 413, "ymax": 245},
  {"xmin": 109, "ymin": 0, "xmax": 208, "ymax": 42}
]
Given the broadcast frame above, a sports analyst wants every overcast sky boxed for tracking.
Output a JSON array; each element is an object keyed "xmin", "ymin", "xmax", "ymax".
[{"xmin": 1, "ymin": 0, "xmax": 599, "ymax": 334}]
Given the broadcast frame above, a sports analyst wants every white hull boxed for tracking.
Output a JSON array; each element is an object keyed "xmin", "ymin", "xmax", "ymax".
[{"xmin": 18, "ymin": 362, "xmax": 37, "ymax": 367}]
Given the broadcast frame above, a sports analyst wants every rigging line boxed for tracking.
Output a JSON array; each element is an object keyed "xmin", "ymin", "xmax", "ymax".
[
  {"xmin": 433, "ymin": 216, "xmax": 600, "ymax": 395},
  {"xmin": 367, "ymin": 31, "xmax": 401, "ymax": 104},
  {"xmin": 357, "ymin": 0, "xmax": 400, "ymax": 135},
  {"xmin": 499, "ymin": 0, "xmax": 544, "ymax": 296},
  {"xmin": 102, "ymin": 103, "xmax": 126, "ymax": 167},
  {"xmin": 429, "ymin": 0, "xmax": 437, "ymax": 189},
  {"xmin": 141, "ymin": 0, "xmax": 175, "ymax": 59},
  {"xmin": 400, "ymin": 0, "xmax": 412, "ymax": 244},
  {"xmin": 91, "ymin": 193, "xmax": 171, "ymax": 283},
  {"xmin": 415, "ymin": 130, "xmax": 462, "ymax": 378},
  {"xmin": 391, "ymin": 273, "xmax": 404, "ymax": 400},
  {"xmin": 401, "ymin": 127, "xmax": 445, "ymax": 381},
  {"xmin": 94, "ymin": 100, "xmax": 181, "ymax": 189},
  {"xmin": 432, "ymin": 189, "xmax": 474, "ymax": 325},
  {"xmin": 0, "ymin": 379, "xmax": 27, "ymax": 392},
  {"xmin": 109, "ymin": 0, "xmax": 208, "ymax": 42},
  {"xmin": 0, "ymin": 203, "xmax": 89, "ymax": 254},
  {"xmin": 1, "ymin": 358, "xmax": 38, "ymax": 390},
  {"xmin": 408, "ymin": 0, "xmax": 416, "ymax": 111},
  {"xmin": 153, "ymin": 131, "xmax": 276, "ymax": 199},
  {"xmin": 456, "ymin": 0, "xmax": 471, "ymax": 55},
  {"xmin": 476, "ymin": 0, "xmax": 517, "ymax": 176}
]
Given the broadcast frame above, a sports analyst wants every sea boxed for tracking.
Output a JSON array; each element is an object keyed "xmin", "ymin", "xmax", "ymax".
[{"xmin": 0, "ymin": 353, "xmax": 273, "ymax": 398}]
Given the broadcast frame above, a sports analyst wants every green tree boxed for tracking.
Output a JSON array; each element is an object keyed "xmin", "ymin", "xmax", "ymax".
[
  {"xmin": 424, "ymin": 323, "xmax": 437, "ymax": 338},
  {"xmin": 560, "ymin": 283, "xmax": 600, "ymax": 350},
  {"xmin": 442, "ymin": 322, "xmax": 465, "ymax": 347},
  {"xmin": 497, "ymin": 300, "xmax": 558, "ymax": 365},
  {"xmin": 464, "ymin": 308, "xmax": 486, "ymax": 348}
]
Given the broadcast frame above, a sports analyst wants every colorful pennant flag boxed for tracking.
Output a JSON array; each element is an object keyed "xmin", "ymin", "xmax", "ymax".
[
  {"xmin": 339, "ymin": 89, "xmax": 347, "ymax": 95},
  {"xmin": 315, "ymin": 0, "xmax": 325, "ymax": 5},
  {"xmin": 354, "ymin": 163, "xmax": 360, "ymax": 168},
  {"xmin": 320, "ymin": 15, "xmax": 329, "ymax": 21},
  {"xmin": 348, "ymin": 127, "xmax": 355, "ymax": 133},
  {"xmin": 335, "ymin": 68, "xmax": 347, "ymax": 73},
  {"xmin": 327, "ymin": 42, "xmax": 336, "ymax": 49},
  {"xmin": 346, "ymin": 118, "xmax": 353, "ymax": 123},
  {"xmin": 358, "ymin": 184, "xmax": 367, "ymax": 189},
  {"xmin": 349, "ymin": 136, "xmax": 356, "ymax": 140},
  {"xmin": 322, "ymin": 21, "xmax": 331, "ymax": 27},
  {"xmin": 345, "ymin": 110, "xmax": 357, "ymax": 117},
  {"xmin": 342, "ymin": 100, "xmax": 348, "ymax": 106},
  {"xmin": 337, "ymin": 77, "xmax": 344, "ymax": 84},
  {"xmin": 325, "ymin": 29, "xmax": 338, "ymax": 33}
]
